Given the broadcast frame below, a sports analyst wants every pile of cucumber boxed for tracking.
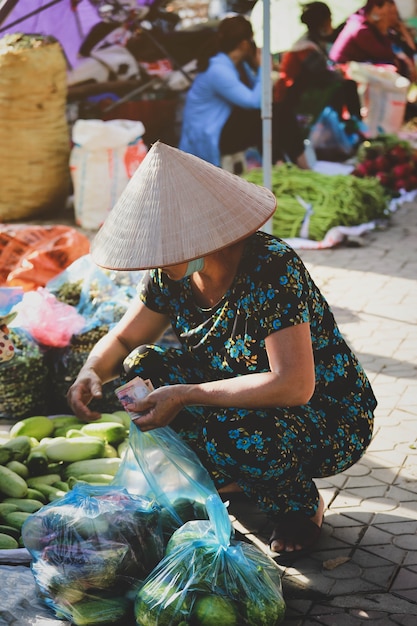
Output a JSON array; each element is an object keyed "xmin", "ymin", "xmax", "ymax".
[{"xmin": 0, "ymin": 412, "xmax": 131, "ymax": 550}]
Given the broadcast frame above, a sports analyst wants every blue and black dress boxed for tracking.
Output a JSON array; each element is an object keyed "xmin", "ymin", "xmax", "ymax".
[{"xmin": 124, "ymin": 231, "xmax": 377, "ymax": 517}]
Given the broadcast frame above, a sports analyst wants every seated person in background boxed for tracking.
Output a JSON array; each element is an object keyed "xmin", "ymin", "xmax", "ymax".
[
  {"xmin": 329, "ymin": 0, "xmax": 408, "ymax": 75},
  {"xmin": 179, "ymin": 15, "xmax": 310, "ymax": 170},
  {"xmin": 387, "ymin": 0, "xmax": 417, "ymax": 83},
  {"xmin": 274, "ymin": 2, "xmax": 363, "ymax": 131}
]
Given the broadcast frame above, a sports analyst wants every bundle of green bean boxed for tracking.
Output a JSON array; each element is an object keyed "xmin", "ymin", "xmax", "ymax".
[{"xmin": 244, "ymin": 165, "xmax": 390, "ymax": 241}]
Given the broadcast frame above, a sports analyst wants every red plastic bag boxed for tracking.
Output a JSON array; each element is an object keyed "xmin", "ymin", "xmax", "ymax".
[{"xmin": 0, "ymin": 225, "xmax": 90, "ymax": 291}]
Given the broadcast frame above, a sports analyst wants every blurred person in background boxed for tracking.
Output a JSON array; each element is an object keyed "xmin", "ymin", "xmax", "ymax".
[
  {"xmin": 329, "ymin": 0, "xmax": 407, "ymax": 74},
  {"xmin": 386, "ymin": 0, "xmax": 417, "ymax": 83},
  {"xmin": 179, "ymin": 14, "xmax": 310, "ymax": 170},
  {"xmin": 273, "ymin": 2, "xmax": 363, "ymax": 136}
]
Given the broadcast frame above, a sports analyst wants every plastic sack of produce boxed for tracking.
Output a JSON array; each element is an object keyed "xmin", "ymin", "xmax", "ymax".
[
  {"xmin": 347, "ymin": 62, "xmax": 410, "ymax": 137},
  {"xmin": 134, "ymin": 493, "xmax": 286, "ymax": 626},
  {"xmin": 0, "ymin": 328, "xmax": 49, "ymax": 420},
  {"xmin": 10, "ymin": 287, "xmax": 86, "ymax": 348},
  {"xmin": 112, "ymin": 422, "xmax": 218, "ymax": 542},
  {"xmin": 309, "ymin": 106, "xmax": 357, "ymax": 161},
  {"xmin": 22, "ymin": 483, "xmax": 165, "ymax": 626},
  {"xmin": 70, "ymin": 118, "xmax": 147, "ymax": 230},
  {"xmin": 46, "ymin": 255, "xmax": 145, "ymax": 413}
]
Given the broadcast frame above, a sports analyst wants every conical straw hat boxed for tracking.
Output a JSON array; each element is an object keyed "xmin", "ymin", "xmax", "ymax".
[{"xmin": 91, "ymin": 141, "xmax": 276, "ymax": 270}]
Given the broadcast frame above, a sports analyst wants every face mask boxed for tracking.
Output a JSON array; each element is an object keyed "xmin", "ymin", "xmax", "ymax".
[{"xmin": 183, "ymin": 257, "xmax": 204, "ymax": 277}]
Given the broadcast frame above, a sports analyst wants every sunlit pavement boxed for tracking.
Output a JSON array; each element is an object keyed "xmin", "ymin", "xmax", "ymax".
[{"xmin": 0, "ymin": 198, "xmax": 416, "ymax": 625}]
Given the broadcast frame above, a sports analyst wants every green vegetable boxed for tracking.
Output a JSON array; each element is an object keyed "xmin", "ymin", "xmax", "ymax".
[
  {"xmin": 2, "ymin": 498, "xmax": 44, "ymax": 513},
  {"xmin": 191, "ymin": 594, "xmax": 238, "ymax": 626},
  {"xmin": 25, "ymin": 487, "xmax": 48, "ymax": 503},
  {"xmin": 0, "ymin": 465, "xmax": 28, "ymax": 498},
  {"xmin": 27, "ymin": 473, "xmax": 62, "ymax": 487},
  {"xmin": 26, "ymin": 448, "xmax": 49, "ymax": 476},
  {"xmin": 80, "ymin": 421, "xmax": 127, "ymax": 446},
  {"xmin": 63, "ymin": 457, "xmax": 121, "ymax": 480},
  {"xmin": 6, "ymin": 460, "xmax": 29, "ymax": 479},
  {"xmin": 43, "ymin": 436, "xmax": 105, "ymax": 462},
  {"xmin": 0, "ymin": 524, "xmax": 20, "ymax": 540},
  {"xmin": 65, "ymin": 596, "xmax": 130, "ymax": 625},
  {"xmin": 0, "ymin": 436, "xmax": 32, "ymax": 462},
  {"xmin": 0, "ymin": 532, "xmax": 18, "ymax": 549},
  {"xmin": 10, "ymin": 416, "xmax": 54, "ymax": 440},
  {"xmin": 0, "ymin": 503, "xmax": 19, "ymax": 520},
  {"xmin": 245, "ymin": 596, "xmax": 286, "ymax": 625},
  {"xmin": 135, "ymin": 580, "xmax": 190, "ymax": 626},
  {"xmin": 3, "ymin": 511, "xmax": 31, "ymax": 530},
  {"xmin": 244, "ymin": 164, "xmax": 389, "ymax": 241}
]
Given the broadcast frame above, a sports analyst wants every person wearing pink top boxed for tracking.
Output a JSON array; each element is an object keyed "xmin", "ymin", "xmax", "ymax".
[{"xmin": 329, "ymin": 0, "xmax": 398, "ymax": 68}]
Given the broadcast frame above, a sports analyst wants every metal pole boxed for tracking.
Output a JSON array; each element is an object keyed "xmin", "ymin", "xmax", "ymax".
[{"xmin": 261, "ymin": 0, "xmax": 273, "ymax": 233}]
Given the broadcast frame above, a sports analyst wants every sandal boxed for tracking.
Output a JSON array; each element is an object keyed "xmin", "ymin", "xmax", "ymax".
[{"xmin": 269, "ymin": 511, "xmax": 322, "ymax": 565}]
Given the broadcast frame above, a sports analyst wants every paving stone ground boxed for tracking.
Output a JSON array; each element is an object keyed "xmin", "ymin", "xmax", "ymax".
[{"xmin": 0, "ymin": 196, "xmax": 416, "ymax": 625}]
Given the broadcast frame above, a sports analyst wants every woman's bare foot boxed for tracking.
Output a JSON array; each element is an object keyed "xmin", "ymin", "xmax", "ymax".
[{"xmin": 270, "ymin": 493, "xmax": 325, "ymax": 554}]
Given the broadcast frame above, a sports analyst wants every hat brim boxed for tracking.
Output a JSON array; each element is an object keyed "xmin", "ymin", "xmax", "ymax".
[{"xmin": 91, "ymin": 142, "xmax": 277, "ymax": 271}]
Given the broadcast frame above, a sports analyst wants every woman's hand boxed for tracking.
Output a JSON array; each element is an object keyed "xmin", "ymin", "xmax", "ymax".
[
  {"xmin": 129, "ymin": 385, "xmax": 186, "ymax": 431},
  {"xmin": 66, "ymin": 367, "xmax": 104, "ymax": 422}
]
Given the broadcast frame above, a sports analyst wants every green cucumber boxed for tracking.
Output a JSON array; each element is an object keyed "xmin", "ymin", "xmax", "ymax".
[
  {"xmin": 63, "ymin": 457, "xmax": 121, "ymax": 480},
  {"xmin": 80, "ymin": 422, "xmax": 127, "ymax": 446},
  {"xmin": 6, "ymin": 460, "xmax": 29, "ymax": 479},
  {"xmin": 3, "ymin": 511, "xmax": 31, "ymax": 531},
  {"xmin": 25, "ymin": 488, "xmax": 47, "ymax": 504},
  {"xmin": 43, "ymin": 436, "xmax": 105, "ymax": 462},
  {"xmin": 0, "ymin": 465, "xmax": 28, "ymax": 498},
  {"xmin": 2, "ymin": 498, "xmax": 44, "ymax": 513},
  {"xmin": 9, "ymin": 416, "xmax": 54, "ymax": 440},
  {"xmin": 26, "ymin": 449, "xmax": 49, "ymax": 476},
  {"xmin": 0, "ymin": 524, "xmax": 20, "ymax": 540},
  {"xmin": 29, "ymin": 483, "xmax": 66, "ymax": 501},
  {"xmin": 0, "ymin": 503, "xmax": 19, "ymax": 521},
  {"xmin": 0, "ymin": 436, "xmax": 32, "ymax": 462},
  {"xmin": 0, "ymin": 533, "xmax": 19, "ymax": 550},
  {"xmin": 27, "ymin": 473, "xmax": 63, "ymax": 487}
]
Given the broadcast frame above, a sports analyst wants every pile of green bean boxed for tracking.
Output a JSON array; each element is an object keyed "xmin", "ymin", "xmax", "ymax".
[{"xmin": 244, "ymin": 164, "xmax": 390, "ymax": 241}]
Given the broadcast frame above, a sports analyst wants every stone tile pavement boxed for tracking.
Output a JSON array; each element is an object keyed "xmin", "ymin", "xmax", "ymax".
[{"xmin": 0, "ymin": 198, "xmax": 416, "ymax": 625}]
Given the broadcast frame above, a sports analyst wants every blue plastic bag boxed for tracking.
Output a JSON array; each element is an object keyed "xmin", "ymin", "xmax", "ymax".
[
  {"xmin": 134, "ymin": 493, "xmax": 286, "ymax": 625},
  {"xmin": 309, "ymin": 106, "xmax": 357, "ymax": 159},
  {"xmin": 112, "ymin": 423, "xmax": 219, "ymax": 541}
]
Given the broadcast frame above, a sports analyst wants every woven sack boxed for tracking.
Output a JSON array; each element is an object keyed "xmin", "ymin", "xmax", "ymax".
[{"xmin": 0, "ymin": 34, "xmax": 70, "ymax": 221}]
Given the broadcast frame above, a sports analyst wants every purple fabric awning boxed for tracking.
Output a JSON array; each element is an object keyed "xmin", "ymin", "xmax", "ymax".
[{"xmin": 0, "ymin": 0, "xmax": 101, "ymax": 69}]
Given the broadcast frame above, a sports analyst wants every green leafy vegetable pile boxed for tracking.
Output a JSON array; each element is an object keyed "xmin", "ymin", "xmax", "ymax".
[{"xmin": 244, "ymin": 164, "xmax": 390, "ymax": 241}]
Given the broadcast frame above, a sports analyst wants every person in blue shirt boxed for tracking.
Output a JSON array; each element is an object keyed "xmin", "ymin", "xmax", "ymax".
[{"xmin": 179, "ymin": 15, "xmax": 309, "ymax": 169}]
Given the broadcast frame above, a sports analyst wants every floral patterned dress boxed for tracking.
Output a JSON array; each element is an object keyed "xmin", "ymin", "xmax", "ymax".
[{"xmin": 124, "ymin": 231, "xmax": 376, "ymax": 518}]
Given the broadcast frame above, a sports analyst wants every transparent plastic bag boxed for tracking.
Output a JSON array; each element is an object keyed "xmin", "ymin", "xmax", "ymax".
[
  {"xmin": 10, "ymin": 287, "xmax": 86, "ymax": 347},
  {"xmin": 112, "ymin": 423, "xmax": 219, "ymax": 541},
  {"xmin": 309, "ymin": 106, "xmax": 356, "ymax": 159},
  {"xmin": 22, "ymin": 483, "xmax": 165, "ymax": 625},
  {"xmin": 134, "ymin": 493, "xmax": 286, "ymax": 626},
  {"xmin": 47, "ymin": 254, "xmax": 144, "ymax": 328}
]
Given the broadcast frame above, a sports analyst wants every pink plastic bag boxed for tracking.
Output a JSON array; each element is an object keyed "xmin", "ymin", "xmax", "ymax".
[{"xmin": 11, "ymin": 288, "xmax": 86, "ymax": 347}]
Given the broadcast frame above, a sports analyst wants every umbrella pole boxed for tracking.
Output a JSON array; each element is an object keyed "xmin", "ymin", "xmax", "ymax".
[{"xmin": 261, "ymin": 0, "xmax": 273, "ymax": 233}]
